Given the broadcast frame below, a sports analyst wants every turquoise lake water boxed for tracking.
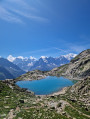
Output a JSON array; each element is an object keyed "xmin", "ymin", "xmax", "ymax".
[{"xmin": 16, "ymin": 76, "xmax": 77, "ymax": 95}]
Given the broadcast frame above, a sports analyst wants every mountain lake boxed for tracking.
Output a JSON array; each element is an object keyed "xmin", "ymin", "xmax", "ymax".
[{"xmin": 16, "ymin": 76, "xmax": 77, "ymax": 95}]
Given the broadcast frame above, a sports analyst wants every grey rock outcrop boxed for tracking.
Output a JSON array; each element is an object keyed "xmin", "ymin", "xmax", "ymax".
[{"xmin": 49, "ymin": 49, "xmax": 90, "ymax": 79}]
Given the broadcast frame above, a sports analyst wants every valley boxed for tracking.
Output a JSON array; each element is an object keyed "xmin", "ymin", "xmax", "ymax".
[
  {"xmin": 0, "ymin": 49, "xmax": 90, "ymax": 119},
  {"xmin": 0, "ymin": 0, "xmax": 90, "ymax": 118}
]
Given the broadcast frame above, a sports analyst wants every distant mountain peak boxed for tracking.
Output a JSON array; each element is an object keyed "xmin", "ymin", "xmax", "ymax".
[
  {"xmin": 40, "ymin": 56, "xmax": 48, "ymax": 63},
  {"xmin": 17, "ymin": 56, "xmax": 26, "ymax": 60},
  {"xmin": 7, "ymin": 55, "xmax": 37, "ymax": 62},
  {"xmin": 63, "ymin": 53, "xmax": 77, "ymax": 60},
  {"xmin": 6, "ymin": 53, "xmax": 77, "ymax": 72},
  {"xmin": 40, "ymin": 56, "xmax": 48, "ymax": 59},
  {"xmin": 7, "ymin": 55, "xmax": 16, "ymax": 62},
  {"xmin": 27, "ymin": 62, "xmax": 34, "ymax": 67},
  {"xmin": 30, "ymin": 56, "xmax": 37, "ymax": 61}
]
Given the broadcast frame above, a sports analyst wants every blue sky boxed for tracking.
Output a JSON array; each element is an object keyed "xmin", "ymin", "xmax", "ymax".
[{"xmin": 0, "ymin": 0, "xmax": 90, "ymax": 58}]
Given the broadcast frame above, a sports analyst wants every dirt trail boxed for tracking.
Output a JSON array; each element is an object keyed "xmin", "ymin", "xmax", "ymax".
[{"xmin": 65, "ymin": 100, "xmax": 90, "ymax": 118}]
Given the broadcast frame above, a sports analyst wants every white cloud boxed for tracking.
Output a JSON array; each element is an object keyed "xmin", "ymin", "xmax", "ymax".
[
  {"xmin": 70, "ymin": 46, "xmax": 86, "ymax": 53},
  {"xmin": 0, "ymin": 0, "xmax": 48, "ymax": 23},
  {"xmin": 54, "ymin": 47, "xmax": 68, "ymax": 53},
  {"xmin": 10, "ymin": 9, "xmax": 48, "ymax": 22},
  {"xmin": 22, "ymin": 48, "xmax": 55, "ymax": 56},
  {"xmin": 0, "ymin": 6, "xmax": 23, "ymax": 23}
]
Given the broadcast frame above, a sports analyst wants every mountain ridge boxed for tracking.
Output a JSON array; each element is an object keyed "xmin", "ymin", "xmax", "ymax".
[
  {"xmin": 16, "ymin": 49, "xmax": 90, "ymax": 81},
  {"xmin": 0, "ymin": 57, "xmax": 25, "ymax": 80},
  {"xmin": 49, "ymin": 49, "xmax": 90, "ymax": 79},
  {"xmin": 7, "ymin": 53, "xmax": 77, "ymax": 72}
]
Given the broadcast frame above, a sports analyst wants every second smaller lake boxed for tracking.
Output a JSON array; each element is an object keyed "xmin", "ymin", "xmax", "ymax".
[{"xmin": 16, "ymin": 76, "xmax": 77, "ymax": 95}]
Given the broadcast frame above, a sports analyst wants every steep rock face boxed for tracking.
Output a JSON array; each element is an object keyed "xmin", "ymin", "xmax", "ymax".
[
  {"xmin": 66, "ymin": 77, "xmax": 90, "ymax": 111},
  {"xmin": 69, "ymin": 77, "xmax": 90, "ymax": 95},
  {"xmin": 49, "ymin": 49, "xmax": 90, "ymax": 79},
  {"xmin": 64, "ymin": 49, "xmax": 90, "ymax": 79}
]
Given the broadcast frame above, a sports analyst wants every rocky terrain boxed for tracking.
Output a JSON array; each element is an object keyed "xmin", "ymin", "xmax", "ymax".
[
  {"xmin": 49, "ymin": 49, "xmax": 90, "ymax": 79},
  {"xmin": 16, "ymin": 70, "xmax": 48, "ymax": 81},
  {"xmin": 43, "ymin": 77, "xmax": 90, "ymax": 119},
  {"xmin": 0, "ymin": 76, "xmax": 90, "ymax": 119},
  {"xmin": 65, "ymin": 77, "xmax": 90, "ymax": 115},
  {"xmin": 16, "ymin": 49, "xmax": 90, "ymax": 81},
  {"xmin": 0, "ymin": 49, "xmax": 90, "ymax": 119}
]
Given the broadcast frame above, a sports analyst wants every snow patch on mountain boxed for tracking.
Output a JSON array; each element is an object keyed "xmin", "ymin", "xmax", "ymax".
[
  {"xmin": 17, "ymin": 56, "xmax": 26, "ymax": 60},
  {"xmin": 40, "ymin": 56, "xmax": 48, "ymax": 63},
  {"xmin": 7, "ymin": 53, "xmax": 77, "ymax": 71},
  {"xmin": 63, "ymin": 53, "xmax": 77, "ymax": 60},
  {"xmin": 7, "ymin": 55, "xmax": 16, "ymax": 62},
  {"xmin": 27, "ymin": 62, "xmax": 33, "ymax": 67},
  {"xmin": 30, "ymin": 56, "xmax": 37, "ymax": 60},
  {"xmin": 7, "ymin": 55, "xmax": 37, "ymax": 62},
  {"xmin": 40, "ymin": 56, "xmax": 48, "ymax": 59}
]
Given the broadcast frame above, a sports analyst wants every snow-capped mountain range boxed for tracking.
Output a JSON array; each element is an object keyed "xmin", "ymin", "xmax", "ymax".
[
  {"xmin": 7, "ymin": 53, "xmax": 77, "ymax": 72},
  {"xmin": 7, "ymin": 55, "xmax": 37, "ymax": 72}
]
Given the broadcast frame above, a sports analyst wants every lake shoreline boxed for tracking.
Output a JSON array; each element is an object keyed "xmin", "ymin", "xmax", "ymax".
[
  {"xmin": 5, "ymin": 75, "xmax": 80, "ymax": 97},
  {"xmin": 16, "ymin": 76, "xmax": 78, "ymax": 97},
  {"xmin": 15, "ymin": 75, "xmax": 82, "ymax": 82},
  {"xmin": 36, "ymin": 87, "xmax": 68, "ymax": 97}
]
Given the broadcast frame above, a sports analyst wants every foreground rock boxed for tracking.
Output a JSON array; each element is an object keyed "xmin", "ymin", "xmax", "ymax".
[{"xmin": 67, "ymin": 77, "xmax": 90, "ymax": 109}]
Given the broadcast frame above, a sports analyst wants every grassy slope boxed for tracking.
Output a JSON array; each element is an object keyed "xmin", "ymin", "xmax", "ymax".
[
  {"xmin": 0, "ymin": 79, "xmax": 90, "ymax": 119},
  {"xmin": 0, "ymin": 81, "xmax": 67, "ymax": 119}
]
